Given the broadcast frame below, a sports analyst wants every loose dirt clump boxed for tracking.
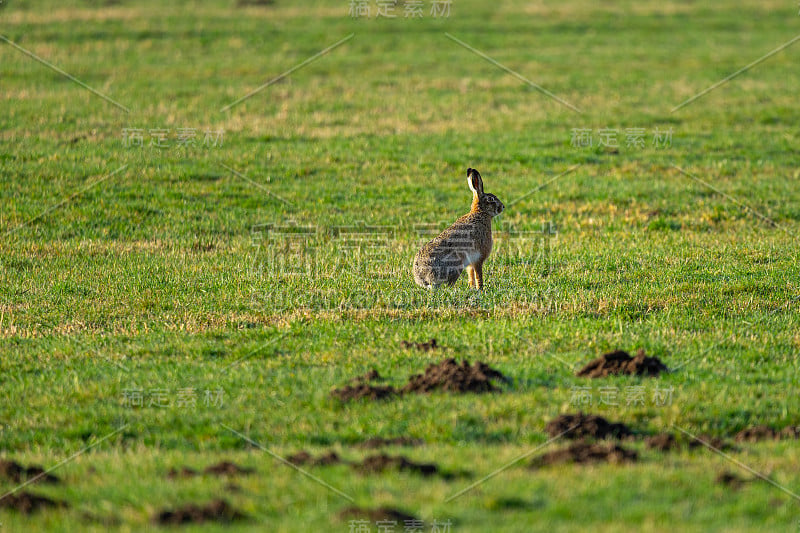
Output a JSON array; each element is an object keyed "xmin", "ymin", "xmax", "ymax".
[
  {"xmin": 286, "ymin": 450, "xmax": 345, "ymax": 467},
  {"xmin": 688, "ymin": 435, "xmax": 734, "ymax": 451},
  {"xmin": 735, "ymin": 425, "xmax": 800, "ymax": 442},
  {"xmin": 576, "ymin": 349, "xmax": 669, "ymax": 378},
  {"xmin": 331, "ymin": 383, "xmax": 398, "ymax": 402},
  {"xmin": 331, "ymin": 369, "xmax": 397, "ymax": 401},
  {"xmin": 545, "ymin": 413, "xmax": 632, "ymax": 440},
  {"xmin": 0, "ymin": 459, "xmax": 60, "ymax": 484},
  {"xmin": 401, "ymin": 359, "xmax": 507, "ymax": 394},
  {"xmin": 735, "ymin": 425, "xmax": 777, "ymax": 442},
  {"xmin": 357, "ymin": 437, "xmax": 424, "ymax": 449},
  {"xmin": 285, "ymin": 450, "xmax": 313, "ymax": 465},
  {"xmin": 645, "ymin": 433, "xmax": 679, "ymax": 451},
  {"xmin": 716, "ymin": 471, "xmax": 748, "ymax": 489},
  {"xmin": 167, "ymin": 461, "xmax": 254, "ymax": 479},
  {"xmin": 781, "ymin": 426, "xmax": 800, "ymax": 439},
  {"xmin": 203, "ymin": 461, "xmax": 254, "ymax": 476},
  {"xmin": 332, "ymin": 359, "xmax": 507, "ymax": 401},
  {"xmin": 304, "ymin": 451, "xmax": 344, "ymax": 466},
  {"xmin": 356, "ymin": 454, "xmax": 439, "ymax": 477},
  {"xmin": 646, "ymin": 433, "xmax": 736, "ymax": 452},
  {"xmin": 0, "ymin": 491, "xmax": 66, "ymax": 514},
  {"xmin": 338, "ymin": 506, "xmax": 418, "ymax": 523},
  {"xmin": 530, "ymin": 441, "xmax": 638, "ymax": 468},
  {"xmin": 286, "ymin": 451, "xmax": 452, "ymax": 478},
  {"xmin": 154, "ymin": 499, "xmax": 245, "ymax": 525},
  {"xmin": 400, "ymin": 338, "xmax": 439, "ymax": 351}
]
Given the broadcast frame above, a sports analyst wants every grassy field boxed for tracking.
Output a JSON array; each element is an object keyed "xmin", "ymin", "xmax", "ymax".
[{"xmin": 1, "ymin": 0, "xmax": 799, "ymax": 531}]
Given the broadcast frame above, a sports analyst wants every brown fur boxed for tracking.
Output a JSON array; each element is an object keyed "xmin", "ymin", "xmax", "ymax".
[{"xmin": 413, "ymin": 168, "xmax": 504, "ymax": 290}]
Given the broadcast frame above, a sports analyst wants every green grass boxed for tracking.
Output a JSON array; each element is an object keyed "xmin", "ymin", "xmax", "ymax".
[{"xmin": 1, "ymin": 0, "xmax": 799, "ymax": 531}]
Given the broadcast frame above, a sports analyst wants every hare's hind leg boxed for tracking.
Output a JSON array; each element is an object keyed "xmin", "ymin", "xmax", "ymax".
[
  {"xmin": 466, "ymin": 265, "xmax": 477, "ymax": 289},
  {"xmin": 473, "ymin": 260, "xmax": 484, "ymax": 291}
]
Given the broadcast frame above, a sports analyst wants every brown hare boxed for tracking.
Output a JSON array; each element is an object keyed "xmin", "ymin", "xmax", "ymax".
[{"xmin": 413, "ymin": 168, "xmax": 504, "ymax": 290}]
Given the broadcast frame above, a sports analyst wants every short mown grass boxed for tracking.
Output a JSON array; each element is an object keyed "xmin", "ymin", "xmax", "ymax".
[{"xmin": 1, "ymin": 0, "xmax": 799, "ymax": 531}]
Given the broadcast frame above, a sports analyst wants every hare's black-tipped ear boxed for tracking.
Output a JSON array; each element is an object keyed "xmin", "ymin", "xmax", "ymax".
[{"xmin": 467, "ymin": 168, "xmax": 484, "ymax": 195}]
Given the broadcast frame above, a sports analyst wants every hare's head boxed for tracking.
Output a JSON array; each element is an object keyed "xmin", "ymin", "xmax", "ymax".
[{"xmin": 467, "ymin": 168, "xmax": 504, "ymax": 217}]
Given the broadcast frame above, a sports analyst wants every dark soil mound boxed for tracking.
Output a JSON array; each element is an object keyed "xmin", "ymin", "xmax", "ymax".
[
  {"xmin": 716, "ymin": 471, "xmax": 747, "ymax": 488},
  {"xmin": 645, "ymin": 433, "xmax": 679, "ymax": 451},
  {"xmin": 154, "ymin": 499, "xmax": 245, "ymax": 525},
  {"xmin": 286, "ymin": 450, "xmax": 313, "ymax": 465},
  {"xmin": 357, "ymin": 454, "xmax": 439, "ymax": 477},
  {"xmin": 689, "ymin": 435, "xmax": 734, "ymax": 451},
  {"xmin": 332, "ymin": 368, "xmax": 397, "ymax": 401},
  {"xmin": 0, "ymin": 491, "xmax": 65, "ymax": 514},
  {"xmin": 339, "ymin": 506, "xmax": 418, "ymax": 523},
  {"xmin": 592, "ymin": 427, "xmax": 754, "ymax": 455},
  {"xmin": 167, "ymin": 461, "xmax": 254, "ymax": 479},
  {"xmin": 545, "ymin": 413, "xmax": 632, "ymax": 440},
  {"xmin": 646, "ymin": 433, "xmax": 734, "ymax": 452},
  {"xmin": 780, "ymin": 426, "xmax": 800, "ymax": 439},
  {"xmin": 167, "ymin": 466, "xmax": 198, "ymax": 479},
  {"xmin": 285, "ymin": 451, "xmax": 452, "ymax": 478},
  {"xmin": 576, "ymin": 349, "xmax": 669, "ymax": 377},
  {"xmin": 331, "ymin": 383, "xmax": 398, "ymax": 402},
  {"xmin": 400, "ymin": 339, "xmax": 439, "ymax": 351},
  {"xmin": 735, "ymin": 425, "xmax": 800, "ymax": 442},
  {"xmin": 332, "ymin": 359, "xmax": 506, "ymax": 401},
  {"xmin": 401, "ymin": 358, "xmax": 507, "ymax": 394},
  {"xmin": 203, "ymin": 461, "xmax": 254, "ymax": 476},
  {"xmin": 357, "ymin": 437, "xmax": 424, "ymax": 449},
  {"xmin": 286, "ymin": 450, "xmax": 344, "ymax": 467},
  {"xmin": 735, "ymin": 425, "xmax": 777, "ymax": 442},
  {"xmin": 0, "ymin": 459, "xmax": 60, "ymax": 484},
  {"xmin": 530, "ymin": 441, "xmax": 638, "ymax": 467}
]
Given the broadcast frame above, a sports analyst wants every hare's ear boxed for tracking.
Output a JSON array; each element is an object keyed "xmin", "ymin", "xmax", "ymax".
[{"xmin": 467, "ymin": 168, "xmax": 484, "ymax": 196}]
